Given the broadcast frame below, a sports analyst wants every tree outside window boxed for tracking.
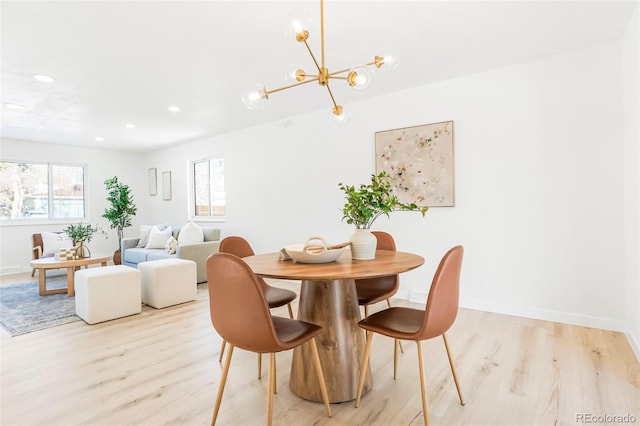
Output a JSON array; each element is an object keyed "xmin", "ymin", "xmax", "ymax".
[{"xmin": 0, "ymin": 161, "xmax": 86, "ymax": 220}]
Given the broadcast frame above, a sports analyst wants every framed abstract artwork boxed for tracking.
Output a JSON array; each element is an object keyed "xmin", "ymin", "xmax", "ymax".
[{"xmin": 375, "ymin": 120, "xmax": 455, "ymax": 207}]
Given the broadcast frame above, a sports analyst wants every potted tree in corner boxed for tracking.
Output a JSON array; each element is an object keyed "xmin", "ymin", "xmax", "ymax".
[
  {"xmin": 338, "ymin": 171, "xmax": 428, "ymax": 260},
  {"xmin": 102, "ymin": 176, "xmax": 137, "ymax": 265}
]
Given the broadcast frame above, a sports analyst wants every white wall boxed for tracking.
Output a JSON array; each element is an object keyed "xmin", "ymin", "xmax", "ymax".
[
  {"xmin": 0, "ymin": 139, "xmax": 147, "ymax": 274},
  {"xmin": 1, "ymin": 33, "xmax": 637, "ymax": 349},
  {"xmin": 622, "ymin": 6, "xmax": 640, "ymax": 360},
  {"xmin": 145, "ymin": 40, "xmax": 629, "ymax": 333}
]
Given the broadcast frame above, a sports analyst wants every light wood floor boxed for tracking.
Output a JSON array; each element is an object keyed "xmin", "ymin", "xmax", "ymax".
[{"xmin": 1, "ymin": 272, "xmax": 639, "ymax": 426}]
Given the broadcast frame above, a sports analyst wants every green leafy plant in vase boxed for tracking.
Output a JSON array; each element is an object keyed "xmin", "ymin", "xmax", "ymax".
[
  {"xmin": 64, "ymin": 223, "xmax": 103, "ymax": 259},
  {"xmin": 338, "ymin": 171, "xmax": 428, "ymax": 259},
  {"xmin": 102, "ymin": 176, "xmax": 137, "ymax": 265}
]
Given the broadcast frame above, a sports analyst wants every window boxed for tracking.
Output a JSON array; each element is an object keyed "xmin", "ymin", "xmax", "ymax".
[
  {"xmin": 192, "ymin": 156, "xmax": 225, "ymax": 218},
  {"xmin": 0, "ymin": 161, "xmax": 86, "ymax": 220}
]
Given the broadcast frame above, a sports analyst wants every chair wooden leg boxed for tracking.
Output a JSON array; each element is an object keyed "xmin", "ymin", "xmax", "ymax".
[
  {"xmin": 310, "ymin": 338, "xmax": 332, "ymax": 417},
  {"xmin": 355, "ymin": 330, "xmax": 374, "ymax": 408},
  {"xmin": 211, "ymin": 344, "xmax": 234, "ymax": 426},
  {"xmin": 416, "ymin": 341, "xmax": 429, "ymax": 426},
  {"xmin": 267, "ymin": 353, "xmax": 275, "ymax": 426},
  {"xmin": 393, "ymin": 338, "xmax": 399, "ymax": 379},
  {"xmin": 442, "ymin": 333, "xmax": 465, "ymax": 405},
  {"xmin": 218, "ymin": 340, "xmax": 226, "ymax": 363},
  {"xmin": 364, "ymin": 305, "xmax": 369, "ymax": 318},
  {"xmin": 287, "ymin": 303, "xmax": 294, "ymax": 319},
  {"xmin": 274, "ymin": 356, "xmax": 277, "ymax": 394},
  {"xmin": 258, "ymin": 353, "xmax": 262, "ymax": 379}
]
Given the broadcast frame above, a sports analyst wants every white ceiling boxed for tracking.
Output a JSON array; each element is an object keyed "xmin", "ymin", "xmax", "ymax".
[{"xmin": 1, "ymin": 1, "xmax": 636, "ymax": 153}]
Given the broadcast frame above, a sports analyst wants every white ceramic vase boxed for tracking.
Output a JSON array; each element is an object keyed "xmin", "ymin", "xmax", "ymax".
[{"xmin": 350, "ymin": 228, "xmax": 377, "ymax": 260}]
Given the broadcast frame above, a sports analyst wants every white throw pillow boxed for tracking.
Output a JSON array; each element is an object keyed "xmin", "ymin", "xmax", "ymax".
[
  {"xmin": 41, "ymin": 232, "xmax": 73, "ymax": 256},
  {"xmin": 145, "ymin": 226, "xmax": 172, "ymax": 249},
  {"xmin": 136, "ymin": 225, "xmax": 154, "ymax": 248},
  {"xmin": 165, "ymin": 236, "xmax": 178, "ymax": 254},
  {"xmin": 177, "ymin": 222, "xmax": 204, "ymax": 245}
]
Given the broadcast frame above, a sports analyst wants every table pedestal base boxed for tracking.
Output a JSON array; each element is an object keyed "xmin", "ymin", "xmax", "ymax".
[{"xmin": 290, "ymin": 278, "xmax": 372, "ymax": 403}]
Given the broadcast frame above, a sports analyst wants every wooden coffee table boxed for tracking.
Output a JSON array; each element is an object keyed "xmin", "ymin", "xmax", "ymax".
[{"xmin": 30, "ymin": 256, "xmax": 111, "ymax": 297}]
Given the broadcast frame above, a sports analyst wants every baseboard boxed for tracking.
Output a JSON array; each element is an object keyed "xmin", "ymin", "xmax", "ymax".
[
  {"xmin": 0, "ymin": 266, "xmax": 31, "ymax": 276},
  {"xmin": 408, "ymin": 291, "xmax": 640, "ymax": 361},
  {"xmin": 408, "ymin": 290, "xmax": 628, "ymax": 333},
  {"xmin": 625, "ymin": 328, "xmax": 640, "ymax": 363}
]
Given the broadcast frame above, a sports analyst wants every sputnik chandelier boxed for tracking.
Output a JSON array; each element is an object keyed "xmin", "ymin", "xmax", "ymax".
[{"xmin": 242, "ymin": 0, "xmax": 397, "ymax": 124}]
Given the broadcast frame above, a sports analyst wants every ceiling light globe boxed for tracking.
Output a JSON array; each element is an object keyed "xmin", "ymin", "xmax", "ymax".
[
  {"xmin": 32, "ymin": 74, "xmax": 55, "ymax": 83},
  {"xmin": 330, "ymin": 105, "xmax": 351, "ymax": 126},
  {"xmin": 348, "ymin": 66, "xmax": 374, "ymax": 91},
  {"xmin": 285, "ymin": 66, "xmax": 306, "ymax": 84},
  {"xmin": 4, "ymin": 103, "xmax": 25, "ymax": 110},
  {"xmin": 379, "ymin": 53, "xmax": 399, "ymax": 72},
  {"xmin": 242, "ymin": 84, "xmax": 268, "ymax": 110},
  {"xmin": 285, "ymin": 10, "xmax": 311, "ymax": 42}
]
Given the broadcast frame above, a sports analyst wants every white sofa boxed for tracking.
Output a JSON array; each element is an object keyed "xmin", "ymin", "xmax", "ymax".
[{"xmin": 121, "ymin": 224, "xmax": 221, "ymax": 283}]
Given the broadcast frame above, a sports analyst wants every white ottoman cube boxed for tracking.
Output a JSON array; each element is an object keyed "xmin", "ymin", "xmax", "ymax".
[
  {"xmin": 75, "ymin": 265, "xmax": 141, "ymax": 325},
  {"xmin": 138, "ymin": 259, "xmax": 197, "ymax": 309}
]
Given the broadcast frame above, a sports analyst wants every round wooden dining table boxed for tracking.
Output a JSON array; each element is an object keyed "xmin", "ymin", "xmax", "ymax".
[{"xmin": 243, "ymin": 249, "xmax": 425, "ymax": 403}]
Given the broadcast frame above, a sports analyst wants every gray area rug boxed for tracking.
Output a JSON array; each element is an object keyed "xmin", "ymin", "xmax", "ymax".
[
  {"xmin": 0, "ymin": 276, "xmax": 79, "ymax": 336},
  {"xmin": 1, "ymin": 277, "xmax": 210, "ymax": 336}
]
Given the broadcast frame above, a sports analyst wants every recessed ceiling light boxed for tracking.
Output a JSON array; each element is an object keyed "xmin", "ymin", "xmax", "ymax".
[
  {"xmin": 5, "ymin": 103, "xmax": 25, "ymax": 110},
  {"xmin": 95, "ymin": 136, "xmax": 104, "ymax": 141},
  {"xmin": 125, "ymin": 123, "xmax": 136, "ymax": 129},
  {"xmin": 168, "ymin": 105, "xmax": 180, "ymax": 112},
  {"xmin": 32, "ymin": 74, "xmax": 55, "ymax": 83}
]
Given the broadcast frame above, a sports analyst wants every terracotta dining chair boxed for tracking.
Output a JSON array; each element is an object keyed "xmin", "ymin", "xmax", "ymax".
[
  {"xmin": 355, "ymin": 231, "xmax": 399, "ymax": 318},
  {"xmin": 354, "ymin": 231, "xmax": 403, "ymax": 353},
  {"xmin": 207, "ymin": 253, "xmax": 331, "ymax": 426},
  {"xmin": 218, "ymin": 236, "xmax": 297, "ymax": 379},
  {"xmin": 354, "ymin": 245, "xmax": 465, "ymax": 426}
]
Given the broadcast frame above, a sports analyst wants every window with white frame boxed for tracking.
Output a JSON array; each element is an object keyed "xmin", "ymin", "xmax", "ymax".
[
  {"xmin": 192, "ymin": 156, "xmax": 225, "ymax": 218},
  {"xmin": 0, "ymin": 160, "xmax": 86, "ymax": 220}
]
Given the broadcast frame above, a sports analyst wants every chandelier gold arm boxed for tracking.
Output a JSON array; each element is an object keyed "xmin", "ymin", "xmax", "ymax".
[
  {"xmin": 266, "ymin": 77, "xmax": 320, "ymax": 95},
  {"xmin": 325, "ymin": 83, "xmax": 339, "ymax": 109},
  {"xmin": 326, "ymin": 56, "xmax": 384, "ymax": 78},
  {"xmin": 303, "ymin": 39, "xmax": 322, "ymax": 74},
  {"xmin": 320, "ymin": 0, "xmax": 326, "ymax": 70}
]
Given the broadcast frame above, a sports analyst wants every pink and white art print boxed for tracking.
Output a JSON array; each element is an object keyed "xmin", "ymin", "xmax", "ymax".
[{"xmin": 375, "ymin": 120, "xmax": 455, "ymax": 207}]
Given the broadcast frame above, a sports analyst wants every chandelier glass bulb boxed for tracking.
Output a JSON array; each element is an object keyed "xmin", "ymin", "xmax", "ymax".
[
  {"xmin": 379, "ymin": 53, "xmax": 399, "ymax": 72},
  {"xmin": 242, "ymin": 84, "xmax": 268, "ymax": 110},
  {"xmin": 286, "ymin": 11, "xmax": 311, "ymax": 42},
  {"xmin": 348, "ymin": 65, "xmax": 374, "ymax": 91},
  {"xmin": 330, "ymin": 105, "xmax": 351, "ymax": 126},
  {"xmin": 285, "ymin": 66, "xmax": 306, "ymax": 84}
]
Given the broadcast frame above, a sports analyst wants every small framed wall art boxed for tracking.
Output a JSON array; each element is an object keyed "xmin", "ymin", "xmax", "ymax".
[
  {"xmin": 148, "ymin": 168, "xmax": 157, "ymax": 196},
  {"xmin": 375, "ymin": 120, "xmax": 455, "ymax": 207},
  {"xmin": 162, "ymin": 171, "xmax": 172, "ymax": 201}
]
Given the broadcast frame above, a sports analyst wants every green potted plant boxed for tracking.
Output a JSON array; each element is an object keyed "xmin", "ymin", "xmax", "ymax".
[
  {"xmin": 64, "ymin": 223, "xmax": 100, "ymax": 258},
  {"xmin": 338, "ymin": 171, "xmax": 428, "ymax": 259},
  {"xmin": 102, "ymin": 176, "xmax": 137, "ymax": 264}
]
